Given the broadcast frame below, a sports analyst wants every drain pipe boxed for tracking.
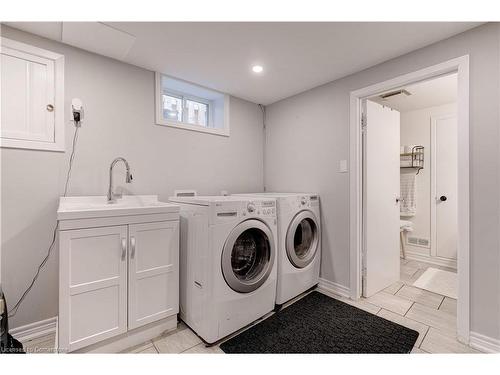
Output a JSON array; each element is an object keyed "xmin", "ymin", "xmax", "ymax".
[{"xmin": 259, "ymin": 104, "xmax": 267, "ymax": 192}]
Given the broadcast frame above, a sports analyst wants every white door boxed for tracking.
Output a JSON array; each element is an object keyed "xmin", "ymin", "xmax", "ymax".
[
  {"xmin": 432, "ymin": 115, "xmax": 458, "ymax": 260},
  {"xmin": 128, "ymin": 221, "xmax": 179, "ymax": 330},
  {"xmin": 363, "ymin": 100, "xmax": 401, "ymax": 297},
  {"xmin": 59, "ymin": 225, "xmax": 128, "ymax": 351}
]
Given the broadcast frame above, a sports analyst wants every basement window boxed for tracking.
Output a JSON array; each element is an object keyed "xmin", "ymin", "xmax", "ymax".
[{"xmin": 155, "ymin": 73, "xmax": 229, "ymax": 136}]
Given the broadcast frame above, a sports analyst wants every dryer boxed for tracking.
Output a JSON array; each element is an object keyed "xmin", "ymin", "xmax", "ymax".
[
  {"xmin": 234, "ymin": 193, "xmax": 321, "ymax": 306},
  {"xmin": 168, "ymin": 195, "xmax": 278, "ymax": 344}
]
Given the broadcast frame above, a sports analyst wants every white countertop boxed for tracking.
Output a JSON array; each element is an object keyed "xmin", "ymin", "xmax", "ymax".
[{"xmin": 57, "ymin": 195, "xmax": 179, "ymax": 220}]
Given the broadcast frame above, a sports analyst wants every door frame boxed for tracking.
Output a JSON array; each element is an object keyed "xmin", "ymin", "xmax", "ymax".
[{"xmin": 349, "ymin": 55, "xmax": 470, "ymax": 343}]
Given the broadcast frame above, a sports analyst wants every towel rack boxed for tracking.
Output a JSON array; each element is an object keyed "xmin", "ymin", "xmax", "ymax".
[{"xmin": 400, "ymin": 145, "xmax": 424, "ymax": 174}]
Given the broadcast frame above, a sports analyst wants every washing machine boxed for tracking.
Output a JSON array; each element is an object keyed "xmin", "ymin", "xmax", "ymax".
[
  {"xmin": 168, "ymin": 195, "xmax": 278, "ymax": 344},
  {"xmin": 233, "ymin": 193, "xmax": 321, "ymax": 306}
]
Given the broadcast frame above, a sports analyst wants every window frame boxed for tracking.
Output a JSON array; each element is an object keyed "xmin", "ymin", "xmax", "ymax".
[
  {"xmin": 0, "ymin": 37, "xmax": 65, "ymax": 152},
  {"xmin": 155, "ymin": 72, "xmax": 230, "ymax": 137}
]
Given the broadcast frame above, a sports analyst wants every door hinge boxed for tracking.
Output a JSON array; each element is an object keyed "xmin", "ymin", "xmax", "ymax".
[{"xmin": 361, "ymin": 113, "xmax": 367, "ymax": 131}]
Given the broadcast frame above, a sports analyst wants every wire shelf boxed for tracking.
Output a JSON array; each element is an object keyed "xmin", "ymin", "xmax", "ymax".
[{"xmin": 400, "ymin": 145, "xmax": 424, "ymax": 174}]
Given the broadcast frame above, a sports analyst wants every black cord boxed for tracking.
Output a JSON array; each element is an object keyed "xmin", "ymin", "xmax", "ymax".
[
  {"xmin": 8, "ymin": 124, "xmax": 80, "ymax": 318},
  {"xmin": 64, "ymin": 124, "xmax": 80, "ymax": 196}
]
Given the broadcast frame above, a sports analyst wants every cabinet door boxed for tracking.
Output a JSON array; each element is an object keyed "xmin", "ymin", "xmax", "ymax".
[
  {"xmin": 59, "ymin": 225, "xmax": 128, "ymax": 351},
  {"xmin": 128, "ymin": 221, "xmax": 179, "ymax": 330},
  {"xmin": 1, "ymin": 46, "xmax": 55, "ymax": 143}
]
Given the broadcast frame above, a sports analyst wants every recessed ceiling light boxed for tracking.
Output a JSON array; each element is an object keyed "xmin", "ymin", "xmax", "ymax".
[{"xmin": 252, "ymin": 65, "xmax": 263, "ymax": 73}]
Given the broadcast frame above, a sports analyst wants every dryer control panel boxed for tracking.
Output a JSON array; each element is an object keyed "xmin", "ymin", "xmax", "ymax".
[{"xmin": 295, "ymin": 194, "xmax": 319, "ymax": 209}]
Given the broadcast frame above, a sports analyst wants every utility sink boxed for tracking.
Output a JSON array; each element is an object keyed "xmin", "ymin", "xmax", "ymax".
[{"xmin": 57, "ymin": 195, "xmax": 179, "ymax": 220}]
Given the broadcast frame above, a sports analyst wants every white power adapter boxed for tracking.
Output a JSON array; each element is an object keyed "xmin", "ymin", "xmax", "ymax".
[{"xmin": 71, "ymin": 98, "xmax": 84, "ymax": 126}]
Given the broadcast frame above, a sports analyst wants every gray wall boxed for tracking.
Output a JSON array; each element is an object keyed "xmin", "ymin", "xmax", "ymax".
[
  {"xmin": 0, "ymin": 25, "xmax": 264, "ymax": 329},
  {"xmin": 265, "ymin": 23, "xmax": 500, "ymax": 340}
]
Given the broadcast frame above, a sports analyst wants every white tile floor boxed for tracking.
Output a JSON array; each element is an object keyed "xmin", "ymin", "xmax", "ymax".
[
  {"xmin": 20, "ymin": 259, "xmax": 479, "ymax": 354},
  {"xmin": 366, "ymin": 259, "xmax": 478, "ymax": 353}
]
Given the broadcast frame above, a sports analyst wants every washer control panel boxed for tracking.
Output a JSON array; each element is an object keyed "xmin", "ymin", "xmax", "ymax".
[{"xmin": 243, "ymin": 200, "xmax": 276, "ymax": 217}]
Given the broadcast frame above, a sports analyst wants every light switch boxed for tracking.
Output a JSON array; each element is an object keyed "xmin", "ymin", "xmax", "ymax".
[{"xmin": 339, "ymin": 160, "xmax": 348, "ymax": 173}]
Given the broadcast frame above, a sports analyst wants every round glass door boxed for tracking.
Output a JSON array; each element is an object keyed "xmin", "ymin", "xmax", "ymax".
[
  {"xmin": 286, "ymin": 211, "xmax": 319, "ymax": 268},
  {"xmin": 222, "ymin": 219, "xmax": 275, "ymax": 293}
]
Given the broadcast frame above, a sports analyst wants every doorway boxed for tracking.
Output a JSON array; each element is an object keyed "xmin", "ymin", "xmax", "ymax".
[{"xmin": 349, "ymin": 56, "xmax": 470, "ymax": 344}]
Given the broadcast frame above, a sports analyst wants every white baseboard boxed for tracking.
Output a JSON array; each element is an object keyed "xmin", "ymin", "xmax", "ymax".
[
  {"xmin": 469, "ymin": 331, "xmax": 500, "ymax": 353},
  {"xmin": 317, "ymin": 278, "xmax": 350, "ymax": 299},
  {"xmin": 405, "ymin": 251, "xmax": 457, "ymax": 269},
  {"xmin": 10, "ymin": 316, "xmax": 57, "ymax": 343}
]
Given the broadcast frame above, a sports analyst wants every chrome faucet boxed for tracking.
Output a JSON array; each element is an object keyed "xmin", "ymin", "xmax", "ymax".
[{"xmin": 107, "ymin": 157, "xmax": 133, "ymax": 203}]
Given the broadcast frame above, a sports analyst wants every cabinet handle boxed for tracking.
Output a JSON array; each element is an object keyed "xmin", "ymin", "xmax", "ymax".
[
  {"xmin": 121, "ymin": 238, "xmax": 127, "ymax": 261},
  {"xmin": 130, "ymin": 236, "xmax": 136, "ymax": 259}
]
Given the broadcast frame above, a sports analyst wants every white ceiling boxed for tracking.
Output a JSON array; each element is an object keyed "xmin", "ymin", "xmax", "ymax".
[
  {"xmin": 370, "ymin": 73, "xmax": 457, "ymax": 112},
  {"xmin": 4, "ymin": 22, "xmax": 480, "ymax": 104}
]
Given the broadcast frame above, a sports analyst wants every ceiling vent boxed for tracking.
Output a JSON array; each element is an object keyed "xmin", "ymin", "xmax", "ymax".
[{"xmin": 380, "ymin": 89, "xmax": 412, "ymax": 100}]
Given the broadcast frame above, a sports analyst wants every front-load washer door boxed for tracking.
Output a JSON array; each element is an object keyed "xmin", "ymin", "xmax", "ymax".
[
  {"xmin": 222, "ymin": 219, "xmax": 275, "ymax": 293},
  {"xmin": 286, "ymin": 210, "xmax": 320, "ymax": 268}
]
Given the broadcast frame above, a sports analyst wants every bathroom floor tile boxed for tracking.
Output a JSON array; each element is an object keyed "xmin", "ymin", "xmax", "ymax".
[
  {"xmin": 405, "ymin": 260, "xmax": 433, "ymax": 271},
  {"xmin": 377, "ymin": 309, "xmax": 429, "ymax": 347},
  {"xmin": 400, "ymin": 268, "xmax": 426, "ymax": 285},
  {"xmin": 396, "ymin": 285, "xmax": 444, "ymax": 309},
  {"xmin": 400, "ymin": 264, "xmax": 419, "ymax": 278},
  {"xmin": 400, "ymin": 258, "xmax": 411, "ymax": 265}
]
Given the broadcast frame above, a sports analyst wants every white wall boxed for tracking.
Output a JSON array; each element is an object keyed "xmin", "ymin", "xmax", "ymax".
[
  {"xmin": 0, "ymin": 25, "xmax": 264, "ymax": 329},
  {"xmin": 265, "ymin": 23, "xmax": 500, "ymax": 340},
  {"xmin": 400, "ymin": 103, "xmax": 457, "ymax": 258}
]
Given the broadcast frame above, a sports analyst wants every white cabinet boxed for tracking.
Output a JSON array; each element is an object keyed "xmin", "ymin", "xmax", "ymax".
[
  {"xmin": 128, "ymin": 221, "xmax": 179, "ymax": 330},
  {"xmin": 58, "ymin": 202, "xmax": 180, "ymax": 352},
  {"xmin": 59, "ymin": 225, "xmax": 128, "ymax": 351},
  {"xmin": 1, "ymin": 38, "xmax": 64, "ymax": 152}
]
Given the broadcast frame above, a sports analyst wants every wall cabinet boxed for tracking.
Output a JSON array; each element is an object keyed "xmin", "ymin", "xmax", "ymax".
[
  {"xmin": 1, "ymin": 37, "xmax": 64, "ymax": 152},
  {"xmin": 58, "ymin": 212, "xmax": 179, "ymax": 352}
]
